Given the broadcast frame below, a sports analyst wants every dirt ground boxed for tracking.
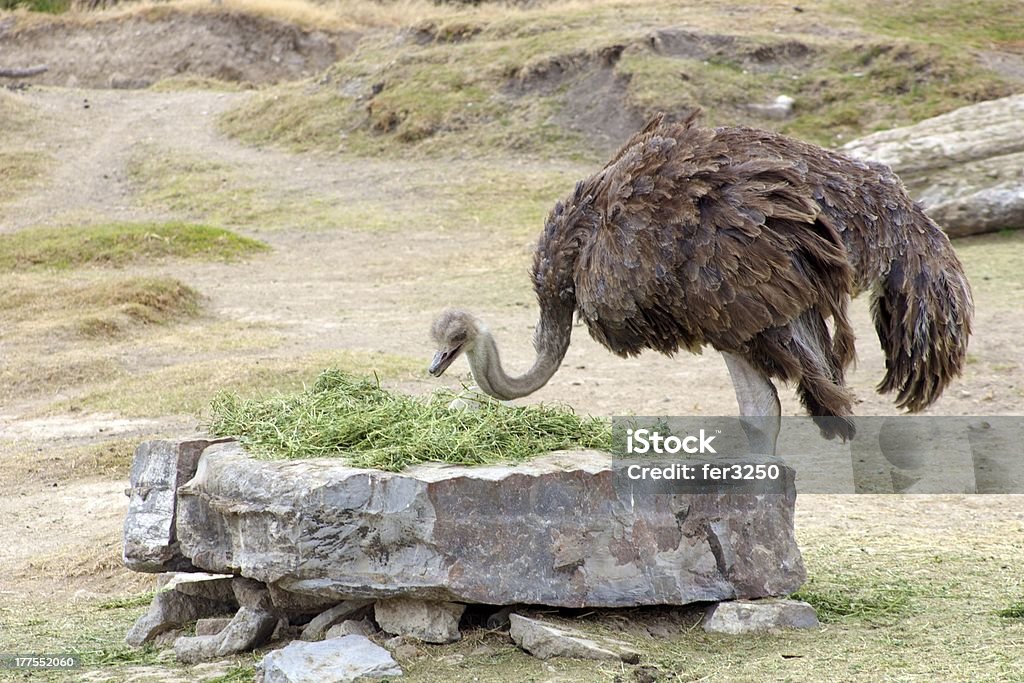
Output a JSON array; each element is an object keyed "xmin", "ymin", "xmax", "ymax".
[
  {"xmin": 0, "ymin": 5, "xmax": 1023, "ymax": 681},
  {"xmin": 0, "ymin": 9, "xmax": 359, "ymax": 88}
]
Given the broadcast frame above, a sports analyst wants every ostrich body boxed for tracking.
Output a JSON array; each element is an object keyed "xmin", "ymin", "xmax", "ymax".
[{"xmin": 429, "ymin": 113, "xmax": 973, "ymax": 454}]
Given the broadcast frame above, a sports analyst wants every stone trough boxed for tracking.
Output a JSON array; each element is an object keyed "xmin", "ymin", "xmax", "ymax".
[{"xmin": 122, "ymin": 438, "xmax": 815, "ymax": 676}]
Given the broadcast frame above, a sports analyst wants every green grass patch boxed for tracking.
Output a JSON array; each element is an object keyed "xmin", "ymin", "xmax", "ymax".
[
  {"xmin": 0, "ymin": 0, "xmax": 69, "ymax": 12},
  {"xmin": 793, "ymin": 577, "xmax": 914, "ymax": 623},
  {"xmin": 833, "ymin": 0, "xmax": 1024, "ymax": 49},
  {"xmin": 207, "ymin": 369, "xmax": 612, "ymax": 470},
  {"xmin": 98, "ymin": 592, "xmax": 156, "ymax": 611},
  {"xmin": 127, "ymin": 146, "xmax": 376, "ymax": 230},
  {"xmin": 997, "ymin": 599, "xmax": 1024, "ymax": 619},
  {"xmin": 0, "ymin": 221, "xmax": 268, "ymax": 271}
]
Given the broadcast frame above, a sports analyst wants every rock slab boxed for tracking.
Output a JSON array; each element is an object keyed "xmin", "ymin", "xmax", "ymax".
[
  {"xmin": 176, "ymin": 442, "xmax": 805, "ymax": 608},
  {"xmin": 509, "ymin": 614, "xmax": 640, "ymax": 662},
  {"xmin": 843, "ymin": 94, "xmax": 1024, "ymax": 237},
  {"xmin": 374, "ymin": 598, "xmax": 464, "ymax": 644},
  {"xmin": 702, "ymin": 598, "xmax": 820, "ymax": 634},
  {"xmin": 258, "ymin": 636, "xmax": 402, "ymax": 683},
  {"xmin": 123, "ymin": 437, "xmax": 233, "ymax": 572}
]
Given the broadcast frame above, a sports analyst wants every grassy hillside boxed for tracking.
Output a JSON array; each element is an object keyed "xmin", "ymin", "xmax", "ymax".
[{"xmin": 219, "ymin": 0, "xmax": 1019, "ymax": 160}]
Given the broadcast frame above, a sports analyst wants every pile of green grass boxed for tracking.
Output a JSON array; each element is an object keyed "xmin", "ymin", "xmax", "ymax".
[
  {"xmin": 207, "ymin": 370, "xmax": 612, "ymax": 470},
  {"xmin": 0, "ymin": 221, "xmax": 267, "ymax": 271}
]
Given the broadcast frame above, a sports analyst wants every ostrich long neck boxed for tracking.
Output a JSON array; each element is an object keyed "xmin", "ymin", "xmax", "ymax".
[{"xmin": 467, "ymin": 304, "xmax": 574, "ymax": 400}]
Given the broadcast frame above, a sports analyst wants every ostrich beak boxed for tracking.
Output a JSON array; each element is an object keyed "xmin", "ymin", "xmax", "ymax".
[{"xmin": 428, "ymin": 344, "xmax": 462, "ymax": 377}]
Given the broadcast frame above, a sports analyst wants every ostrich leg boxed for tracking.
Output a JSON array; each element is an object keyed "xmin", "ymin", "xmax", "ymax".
[{"xmin": 722, "ymin": 352, "xmax": 781, "ymax": 456}]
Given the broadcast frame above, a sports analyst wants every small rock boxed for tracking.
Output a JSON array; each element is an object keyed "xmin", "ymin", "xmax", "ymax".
[
  {"xmin": 258, "ymin": 636, "xmax": 403, "ymax": 683},
  {"xmin": 469, "ymin": 644, "xmax": 498, "ymax": 657},
  {"xmin": 301, "ymin": 599, "xmax": 375, "ymax": 641},
  {"xmin": 151, "ymin": 628, "xmax": 182, "ymax": 649},
  {"xmin": 196, "ymin": 617, "xmax": 233, "ymax": 637},
  {"xmin": 325, "ymin": 617, "xmax": 378, "ymax": 639},
  {"xmin": 232, "ymin": 576, "xmax": 273, "ymax": 610},
  {"xmin": 216, "ymin": 606, "xmax": 278, "ymax": 657},
  {"xmin": 175, "ymin": 606, "xmax": 278, "ymax": 663},
  {"xmin": 375, "ymin": 598, "xmax": 465, "ymax": 644},
  {"xmin": 748, "ymin": 94, "xmax": 795, "ymax": 120},
  {"xmin": 508, "ymin": 614, "xmax": 640, "ymax": 662},
  {"xmin": 391, "ymin": 644, "xmax": 420, "ymax": 662},
  {"xmin": 174, "ymin": 634, "xmax": 221, "ymax": 665},
  {"xmin": 382, "ymin": 635, "xmax": 421, "ymax": 660},
  {"xmin": 108, "ymin": 72, "xmax": 151, "ymax": 89},
  {"xmin": 702, "ymin": 598, "xmax": 819, "ymax": 634}
]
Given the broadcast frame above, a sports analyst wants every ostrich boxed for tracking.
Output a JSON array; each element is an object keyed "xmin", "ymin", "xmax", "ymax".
[{"xmin": 428, "ymin": 113, "xmax": 973, "ymax": 454}]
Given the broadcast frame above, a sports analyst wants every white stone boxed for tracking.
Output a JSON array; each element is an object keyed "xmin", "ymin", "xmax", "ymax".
[
  {"xmin": 509, "ymin": 614, "xmax": 639, "ymax": 662},
  {"xmin": 702, "ymin": 598, "xmax": 820, "ymax": 634},
  {"xmin": 259, "ymin": 636, "xmax": 402, "ymax": 683}
]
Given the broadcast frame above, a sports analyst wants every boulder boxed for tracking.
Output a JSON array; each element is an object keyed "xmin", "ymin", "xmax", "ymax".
[
  {"xmin": 123, "ymin": 437, "xmax": 233, "ymax": 572},
  {"xmin": 258, "ymin": 636, "xmax": 402, "ymax": 683},
  {"xmin": 176, "ymin": 442, "xmax": 804, "ymax": 608},
  {"xmin": 374, "ymin": 598, "xmax": 464, "ymax": 644},
  {"xmin": 508, "ymin": 614, "xmax": 640, "ymax": 662},
  {"xmin": 842, "ymin": 94, "xmax": 1024, "ymax": 237},
  {"xmin": 702, "ymin": 598, "xmax": 819, "ymax": 634}
]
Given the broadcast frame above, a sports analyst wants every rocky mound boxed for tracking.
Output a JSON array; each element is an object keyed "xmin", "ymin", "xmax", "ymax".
[{"xmin": 0, "ymin": 9, "xmax": 358, "ymax": 88}]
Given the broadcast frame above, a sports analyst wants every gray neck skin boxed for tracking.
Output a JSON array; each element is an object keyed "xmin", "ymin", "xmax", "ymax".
[{"xmin": 465, "ymin": 306, "xmax": 573, "ymax": 400}]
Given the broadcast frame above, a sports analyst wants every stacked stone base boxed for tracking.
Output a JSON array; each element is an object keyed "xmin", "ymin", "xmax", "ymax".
[{"xmin": 122, "ymin": 438, "xmax": 816, "ymax": 676}]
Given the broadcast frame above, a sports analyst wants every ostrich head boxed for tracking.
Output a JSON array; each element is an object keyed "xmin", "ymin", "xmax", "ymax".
[{"xmin": 428, "ymin": 309, "xmax": 481, "ymax": 377}]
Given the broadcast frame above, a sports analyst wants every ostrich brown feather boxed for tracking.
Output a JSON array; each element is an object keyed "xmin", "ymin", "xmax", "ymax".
[{"xmin": 433, "ymin": 112, "xmax": 974, "ymax": 442}]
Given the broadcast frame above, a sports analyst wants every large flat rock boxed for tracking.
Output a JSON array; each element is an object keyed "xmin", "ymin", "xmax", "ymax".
[
  {"xmin": 842, "ymin": 94, "xmax": 1024, "ymax": 237},
  {"xmin": 175, "ymin": 442, "xmax": 804, "ymax": 608}
]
